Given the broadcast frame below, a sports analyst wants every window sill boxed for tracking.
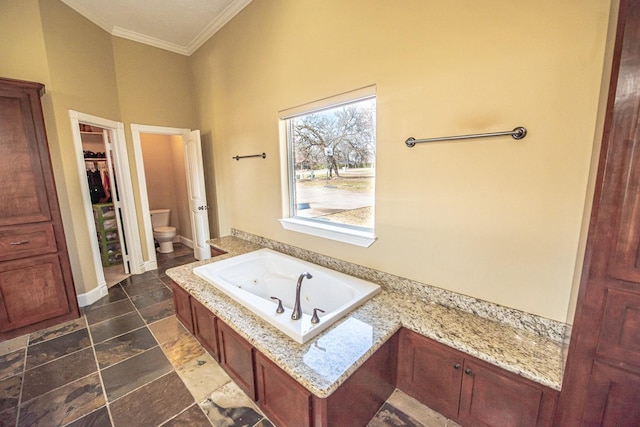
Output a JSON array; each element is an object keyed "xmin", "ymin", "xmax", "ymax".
[{"xmin": 278, "ymin": 218, "xmax": 377, "ymax": 248}]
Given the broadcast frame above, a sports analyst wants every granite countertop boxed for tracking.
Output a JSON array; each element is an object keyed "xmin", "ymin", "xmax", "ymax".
[{"xmin": 166, "ymin": 236, "xmax": 564, "ymax": 398}]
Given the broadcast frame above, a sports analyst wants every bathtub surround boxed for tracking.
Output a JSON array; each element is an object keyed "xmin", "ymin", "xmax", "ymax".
[{"xmin": 167, "ymin": 234, "xmax": 565, "ymax": 394}]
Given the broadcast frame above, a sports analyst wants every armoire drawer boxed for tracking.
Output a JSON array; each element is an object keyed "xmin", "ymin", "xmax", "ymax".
[{"xmin": 0, "ymin": 223, "xmax": 57, "ymax": 262}]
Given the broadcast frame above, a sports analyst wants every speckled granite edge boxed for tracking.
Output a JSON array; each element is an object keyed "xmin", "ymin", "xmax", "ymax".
[
  {"xmin": 167, "ymin": 235, "xmax": 565, "ymax": 396},
  {"xmin": 231, "ymin": 229, "xmax": 568, "ymax": 343}
]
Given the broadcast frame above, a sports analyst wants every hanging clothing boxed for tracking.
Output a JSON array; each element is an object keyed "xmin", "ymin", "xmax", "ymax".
[{"xmin": 87, "ymin": 169, "xmax": 105, "ymax": 203}]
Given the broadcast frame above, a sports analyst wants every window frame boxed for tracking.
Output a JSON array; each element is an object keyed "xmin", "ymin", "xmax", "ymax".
[{"xmin": 278, "ymin": 86, "xmax": 377, "ymax": 247}]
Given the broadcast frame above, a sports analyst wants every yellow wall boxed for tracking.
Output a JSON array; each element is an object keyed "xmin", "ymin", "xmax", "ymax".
[{"xmin": 189, "ymin": 0, "xmax": 614, "ymax": 322}]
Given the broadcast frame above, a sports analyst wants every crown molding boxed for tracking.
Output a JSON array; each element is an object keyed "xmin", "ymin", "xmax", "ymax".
[
  {"xmin": 186, "ymin": 0, "xmax": 253, "ymax": 55},
  {"xmin": 111, "ymin": 26, "xmax": 190, "ymax": 56}
]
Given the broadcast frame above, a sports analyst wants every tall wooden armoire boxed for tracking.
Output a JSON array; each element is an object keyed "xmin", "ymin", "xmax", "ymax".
[
  {"xmin": 556, "ymin": 1, "xmax": 640, "ymax": 424},
  {"xmin": 0, "ymin": 77, "xmax": 79, "ymax": 340}
]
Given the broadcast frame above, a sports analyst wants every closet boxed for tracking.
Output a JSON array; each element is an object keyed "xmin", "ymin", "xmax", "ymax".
[
  {"xmin": 81, "ymin": 126, "xmax": 127, "ymax": 282},
  {"xmin": 0, "ymin": 77, "xmax": 79, "ymax": 339}
]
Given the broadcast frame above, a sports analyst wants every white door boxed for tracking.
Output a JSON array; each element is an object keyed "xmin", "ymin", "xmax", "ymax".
[
  {"xmin": 103, "ymin": 130, "xmax": 130, "ymax": 273},
  {"xmin": 183, "ymin": 130, "xmax": 211, "ymax": 260}
]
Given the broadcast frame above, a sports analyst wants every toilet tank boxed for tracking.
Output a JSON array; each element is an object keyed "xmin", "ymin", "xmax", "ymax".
[{"xmin": 150, "ymin": 209, "xmax": 170, "ymax": 228}]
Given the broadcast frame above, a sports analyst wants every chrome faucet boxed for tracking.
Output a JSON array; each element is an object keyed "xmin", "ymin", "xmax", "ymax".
[{"xmin": 291, "ymin": 272, "xmax": 312, "ymax": 320}]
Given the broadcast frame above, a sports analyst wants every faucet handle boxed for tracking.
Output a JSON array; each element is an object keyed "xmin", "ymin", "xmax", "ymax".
[
  {"xmin": 270, "ymin": 296, "xmax": 285, "ymax": 314},
  {"xmin": 311, "ymin": 308, "xmax": 326, "ymax": 324}
]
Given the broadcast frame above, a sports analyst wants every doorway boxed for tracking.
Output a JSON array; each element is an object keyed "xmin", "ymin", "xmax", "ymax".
[
  {"xmin": 80, "ymin": 123, "xmax": 129, "ymax": 287},
  {"xmin": 69, "ymin": 110, "xmax": 143, "ymax": 306},
  {"xmin": 131, "ymin": 124, "xmax": 211, "ymax": 270}
]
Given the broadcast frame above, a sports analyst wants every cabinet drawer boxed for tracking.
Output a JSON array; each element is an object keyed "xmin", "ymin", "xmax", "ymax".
[{"xmin": 0, "ymin": 224, "xmax": 57, "ymax": 262}]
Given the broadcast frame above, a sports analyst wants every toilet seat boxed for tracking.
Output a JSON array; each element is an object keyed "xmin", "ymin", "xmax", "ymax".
[{"xmin": 153, "ymin": 226, "xmax": 176, "ymax": 234}]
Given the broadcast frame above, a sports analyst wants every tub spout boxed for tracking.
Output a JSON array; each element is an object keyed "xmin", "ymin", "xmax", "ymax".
[{"xmin": 291, "ymin": 272, "xmax": 312, "ymax": 320}]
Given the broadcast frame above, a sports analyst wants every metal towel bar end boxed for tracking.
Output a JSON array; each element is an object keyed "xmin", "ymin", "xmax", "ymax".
[
  {"xmin": 233, "ymin": 152, "xmax": 267, "ymax": 160},
  {"xmin": 405, "ymin": 126, "xmax": 527, "ymax": 147}
]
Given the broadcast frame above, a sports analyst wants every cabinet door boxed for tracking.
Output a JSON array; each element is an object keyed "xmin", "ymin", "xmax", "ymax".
[
  {"xmin": 191, "ymin": 298, "xmax": 219, "ymax": 361},
  {"xmin": 458, "ymin": 359, "xmax": 556, "ymax": 427},
  {"xmin": 171, "ymin": 282, "xmax": 194, "ymax": 333},
  {"xmin": 0, "ymin": 254, "xmax": 71, "ymax": 332},
  {"xmin": 397, "ymin": 329, "xmax": 463, "ymax": 420},
  {"xmin": 0, "ymin": 86, "xmax": 51, "ymax": 227},
  {"xmin": 581, "ymin": 360, "xmax": 640, "ymax": 425},
  {"xmin": 217, "ymin": 321, "xmax": 256, "ymax": 400},
  {"xmin": 255, "ymin": 351, "xmax": 312, "ymax": 427}
]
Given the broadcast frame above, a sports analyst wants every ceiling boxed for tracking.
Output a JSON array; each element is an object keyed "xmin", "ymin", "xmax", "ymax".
[{"xmin": 60, "ymin": 0, "xmax": 253, "ymax": 56}]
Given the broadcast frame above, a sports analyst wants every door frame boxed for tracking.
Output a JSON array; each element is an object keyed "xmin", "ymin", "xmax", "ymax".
[
  {"xmin": 131, "ymin": 124, "xmax": 210, "ymax": 269},
  {"xmin": 69, "ymin": 110, "xmax": 144, "ymax": 305}
]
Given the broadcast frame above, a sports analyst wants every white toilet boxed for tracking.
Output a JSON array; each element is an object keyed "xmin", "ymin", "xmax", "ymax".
[{"xmin": 150, "ymin": 209, "xmax": 177, "ymax": 253}]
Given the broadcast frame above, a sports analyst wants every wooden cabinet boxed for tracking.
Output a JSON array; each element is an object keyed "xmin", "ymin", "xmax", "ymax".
[
  {"xmin": 0, "ymin": 77, "xmax": 79, "ymax": 339},
  {"xmin": 191, "ymin": 297, "xmax": 219, "ymax": 361},
  {"xmin": 398, "ymin": 329, "xmax": 558, "ymax": 427},
  {"xmin": 255, "ymin": 351, "xmax": 313, "ymax": 427},
  {"xmin": 217, "ymin": 320, "xmax": 256, "ymax": 400},
  {"xmin": 172, "ymin": 282, "xmax": 194, "ymax": 333},
  {"xmin": 557, "ymin": 2, "xmax": 640, "ymax": 424},
  {"xmin": 171, "ymin": 279, "xmax": 558, "ymax": 427},
  {"xmin": 397, "ymin": 329, "xmax": 462, "ymax": 420}
]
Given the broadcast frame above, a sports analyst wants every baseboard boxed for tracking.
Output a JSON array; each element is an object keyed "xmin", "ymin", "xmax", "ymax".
[
  {"xmin": 77, "ymin": 282, "xmax": 109, "ymax": 307},
  {"xmin": 178, "ymin": 235, "xmax": 194, "ymax": 248}
]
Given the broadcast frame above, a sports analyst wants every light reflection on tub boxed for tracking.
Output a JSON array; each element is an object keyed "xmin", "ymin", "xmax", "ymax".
[{"xmin": 193, "ymin": 248, "xmax": 381, "ymax": 344}]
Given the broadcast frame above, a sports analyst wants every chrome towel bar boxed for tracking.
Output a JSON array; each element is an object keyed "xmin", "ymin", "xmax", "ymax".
[
  {"xmin": 405, "ymin": 126, "xmax": 527, "ymax": 147},
  {"xmin": 233, "ymin": 152, "xmax": 266, "ymax": 160}
]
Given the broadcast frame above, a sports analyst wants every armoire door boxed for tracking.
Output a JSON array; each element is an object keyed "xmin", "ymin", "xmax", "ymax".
[
  {"xmin": 0, "ymin": 77, "xmax": 79, "ymax": 339},
  {"xmin": 556, "ymin": 1, "xmax": 640, "ymax": 425}
]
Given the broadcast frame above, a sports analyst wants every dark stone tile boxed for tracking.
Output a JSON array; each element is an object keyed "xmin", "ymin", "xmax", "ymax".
[
  {"xmin": 94, "ymin": 327, "xmax": 158, "ymax": 369},
  {"xmin": 0, "ymin": 374, "xmax": 21, "ymax": 413},
  {"xmin": 18, "ymin": 373, "xmax": 105, "ymax": 427},
  {"xmin": 85, "ymin": 286, "xmax": 128, "ymax": 310},
  {"xmin": 22, "ymin": 348, "xmax": 97, "ymax": 402},
  {"xmin": 131, "ymin": 286, "xmax": 173, "ymax": 310},
  {"xmin": 66, "ymin": 406, "xmax": 112, "ymax": 427},
  {"xmin": 25, "ymin": 328, "xmax": 91, "ymax": 370},
  {"xmin": 101, "ymin": 346, "xmax": 172, "ymax": 401},
  {"xmin": 199, "ymin": 382, "xmax": 264, "ymax": 427},
  {"xmin": 0, "ymin": 406, "xmax": 17, "ymax": 427},
  {"xmin": 84, "ymin": 299, "xmax": 136, "ymax": 325},
  {"xmin": 0, "ymin": 349, "xmax": 25, "ymax": 381},
  {"xmin": 89, "ymin": 311, "xmax": 146, "ymax": 344},
  {"xmin": 28, "ymin": 317, "xmax": 86, "ymax": 345},
  {"xmin": 139, "ymin": 298, "xmax": 175, "ymax": 324},
  {"xmin": 110, "ymin": 372, "xmax": 194, "ymax": 427},
  {"xmin": 162, "ymin": 404, "xmax": 211, "ymax": 427},
  {"xmin": 368, "ymin": 402, "xmax": 424, "ymax": 427},
  {"xmin": 85, "ymin": 298, "xmax": 135, "ymax": 325},
  {"xmin": 120, "ymin": 276, "xmax": 165, "ymax": 297}
]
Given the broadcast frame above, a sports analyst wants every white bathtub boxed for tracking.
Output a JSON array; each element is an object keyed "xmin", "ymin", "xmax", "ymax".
[{"xmin": 192, "ymin": 248, "xmax": 381, "ymax": 344}]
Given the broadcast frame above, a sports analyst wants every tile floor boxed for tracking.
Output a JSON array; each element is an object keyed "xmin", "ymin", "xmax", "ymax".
[{"xmin": 0, "ymin": 244, "xmax": 460, "ymax": 427}]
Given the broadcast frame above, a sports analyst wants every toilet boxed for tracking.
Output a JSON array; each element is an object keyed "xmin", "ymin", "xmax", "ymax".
[{"xmin": 150, "ymin": 209, "xmax": 177, "ymax": 253}]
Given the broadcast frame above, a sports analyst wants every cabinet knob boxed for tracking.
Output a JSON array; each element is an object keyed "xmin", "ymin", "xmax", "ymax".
[
  {"xmin": 454, "ymin": 363, "xmax": 461, "ymax": 370},
  {"xmin": 465, "ymin": 368, "xmax": 473, "ymax": 375}
]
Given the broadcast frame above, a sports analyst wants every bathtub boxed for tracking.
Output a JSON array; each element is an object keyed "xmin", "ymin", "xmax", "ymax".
[{"xmin": 193, "ymin": 248, "xmax": 381, "ymax": 344}]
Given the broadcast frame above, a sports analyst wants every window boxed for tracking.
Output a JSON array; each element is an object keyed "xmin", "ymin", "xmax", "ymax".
[{"xmin": 279, "ymin": 87, "xmax": 377, "ymax": 247}]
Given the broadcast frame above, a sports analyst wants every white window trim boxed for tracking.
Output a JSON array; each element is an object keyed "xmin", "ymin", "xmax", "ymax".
[
  {"xmin": 278, "ymin": 85, "xmax": 377, "ymax": 248},
  {"xmin": 279, "ymin": 217, "xmax": 377, "ymax": 247}
]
